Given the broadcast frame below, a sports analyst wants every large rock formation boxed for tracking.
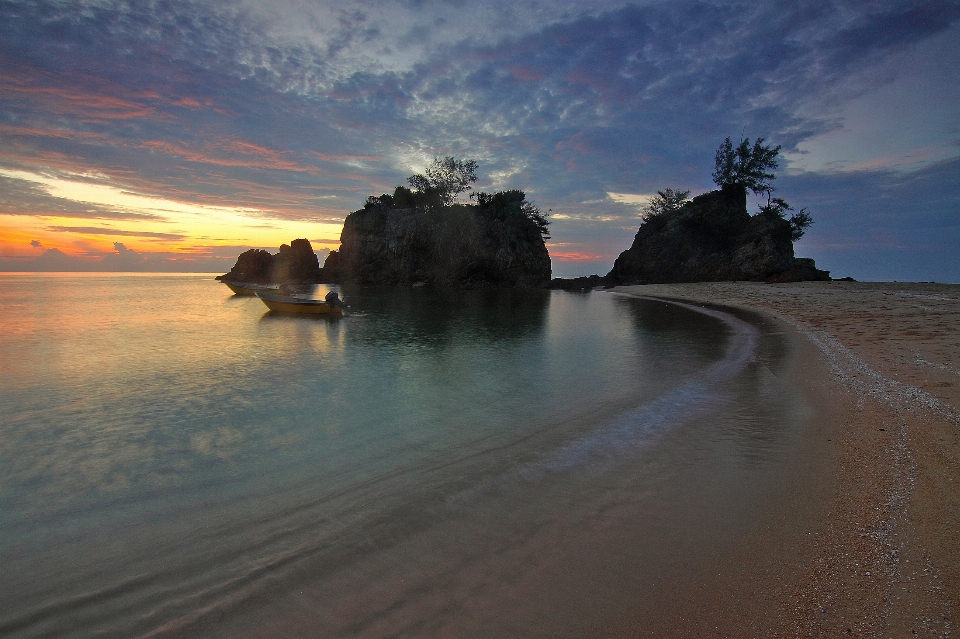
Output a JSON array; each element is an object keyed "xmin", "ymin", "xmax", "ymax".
[
  {"xmin": 320, "ymin": 191, "xmax": 551, "ymax": 288},
  {"xmin": 606, "ymin": 185, "xmax": 829, "ymax": 285},
  {"xmin": 217, "ymin": 238, "xmax": 322, "ymax": 284}
]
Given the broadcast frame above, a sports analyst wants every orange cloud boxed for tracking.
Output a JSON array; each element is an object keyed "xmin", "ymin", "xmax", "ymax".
[
  {"xmin": 172, "ymin": 97, "xmax": 204, "ymax": 108},
  {"xmin": 0, "ymin": 124, "xmax": 113, "ymax": 142},
  {"xmin": 550, "ymin": 251, "xmax": 609, "ymax": 261},
  {"xmin": 0, "ymin": 78, "xmax": 159, "ymax": 122},
  {"xmin": 46, "ymin": 226, "xmax": 186, "ymax": 240},
  {"xmin": 0, "ymin": 65, "xmax": 232, "ymax": 127},
  {"xmin": 141, "ymin": 138, "xmax": 319, "ymax": 174}
]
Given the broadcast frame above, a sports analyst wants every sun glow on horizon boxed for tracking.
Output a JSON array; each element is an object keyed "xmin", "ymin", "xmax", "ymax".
[{"xmin": 0, "ymin": 169, "xmax": 344, "ymax": 263}]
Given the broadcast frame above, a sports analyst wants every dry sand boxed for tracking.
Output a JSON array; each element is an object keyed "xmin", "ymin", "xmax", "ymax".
[{"xmin": 614, "ymin": 281, "xmax": 959, "ymax": 638}]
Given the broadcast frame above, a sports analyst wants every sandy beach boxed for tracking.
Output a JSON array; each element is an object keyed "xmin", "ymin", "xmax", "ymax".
[{"xmin": 614, "ymin": 281, "xmax": 959, "ymax": 638}]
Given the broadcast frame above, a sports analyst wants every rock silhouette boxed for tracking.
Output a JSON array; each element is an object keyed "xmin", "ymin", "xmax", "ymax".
[
  {"xmin": 217, "ymin": 238, "xmax": 322, "ymax": 284},
  {"xmin": 320, "ymin": 192, "xmax": 551, "ymax": 288},
  {"xmin": 606, "ymin": 185, "xmax": 829, "ymax": 285}
]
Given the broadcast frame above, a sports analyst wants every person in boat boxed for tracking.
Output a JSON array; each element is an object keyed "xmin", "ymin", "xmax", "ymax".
[{"xmin": 324, "ymin": 290, "xmax": 344, "ymax": 308}]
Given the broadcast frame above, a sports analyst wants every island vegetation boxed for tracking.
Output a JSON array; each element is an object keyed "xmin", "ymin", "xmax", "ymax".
[{"xmin": 711, "ymin": 136, "xmax": 813, "ymax": 242}]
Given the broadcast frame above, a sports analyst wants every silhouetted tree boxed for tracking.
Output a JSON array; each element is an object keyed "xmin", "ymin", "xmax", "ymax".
[
  {"xmin": 407, "ymin": 156, "xmax": 479, "ymax": 206},
  {"xmin": 712, "ymin": 137, "xmax": 781, "ymax": 195},
  {"xmin": 523, "ymin": 201, "xmax": 551, "ymax": 240},
  {"xmin": 642, "ymin": 188, "xmax": 690, "ymax": 218},
  {"xmin": 392, "ymin": 185, "xmax": 415, "ymax": 208},
  {"xmin": 473, "ymin": 189, "xmax": 551, "ymax": 240},
  {"xmin": 788, "ymin": 209, "xmax": 813, "ymax": 241},
  {"xmin": 758, "ymin": 194, "xmax": 813, "ymax": 241}
]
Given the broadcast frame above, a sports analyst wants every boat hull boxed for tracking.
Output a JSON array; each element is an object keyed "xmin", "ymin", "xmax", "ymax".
[
  {"xmin": 256, "ymin": 292, "xmax": 344, "ymax": 316},
  {"xmin": 222, "ymin": 281, "xmax": 280, "ymax": 296}
]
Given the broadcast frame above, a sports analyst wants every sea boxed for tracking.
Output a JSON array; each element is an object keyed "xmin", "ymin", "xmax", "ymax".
[{"xmin": 0, "ymin": 273, "xmax": 812, "ymax": 638}]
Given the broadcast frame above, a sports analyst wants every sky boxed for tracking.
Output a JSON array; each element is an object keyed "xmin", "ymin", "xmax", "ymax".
[{"xmin": 0, "ymin": 0, "xmax": 958, "ymax": 280}]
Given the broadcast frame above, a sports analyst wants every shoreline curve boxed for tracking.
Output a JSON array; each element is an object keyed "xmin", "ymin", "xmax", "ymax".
[{"xmin": 613, "ymin": 281, "xmax": 959, "ymax": 637}]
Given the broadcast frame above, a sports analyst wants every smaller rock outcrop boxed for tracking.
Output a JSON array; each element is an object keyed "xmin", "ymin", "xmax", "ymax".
[
  {"xmin": 550, "ymin": 275, "xmax": 609, "ymax": 291},
  {"xmin": 217, "ymin": 238, "xmax": 322, "ymax": 284}
]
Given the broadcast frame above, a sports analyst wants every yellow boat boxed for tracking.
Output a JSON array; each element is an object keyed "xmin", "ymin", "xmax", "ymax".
[
  {"xmin": 256, "ymin": 291, "xmax": 344, "ymax": 316},
  {"xmin": 221, "ymin": 280, "xmax": 280, "ymax": 296}
]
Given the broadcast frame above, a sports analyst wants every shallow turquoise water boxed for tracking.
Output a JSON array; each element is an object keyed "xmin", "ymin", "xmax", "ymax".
[{"xmin": 0, "ymin": 274, "xmax": 807, "ymax": 638}]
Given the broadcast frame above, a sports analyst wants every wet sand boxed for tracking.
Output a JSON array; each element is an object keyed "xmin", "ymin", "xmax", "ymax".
[{"xmin": 615, "ymin": 281, "xmax": 959, "ymax": 637}]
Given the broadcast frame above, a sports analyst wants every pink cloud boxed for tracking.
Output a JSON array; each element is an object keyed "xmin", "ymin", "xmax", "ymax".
[
  {"xmin": 549, "ymin": 251, "xmax": 609, "ymax": 262},
  {"xmin": 141, "ymin": 138, "xmax": 319, "ymax": 174},
  {"xmin": 507, "ymin": 65, "xmax": 546, "ymax": 81}
]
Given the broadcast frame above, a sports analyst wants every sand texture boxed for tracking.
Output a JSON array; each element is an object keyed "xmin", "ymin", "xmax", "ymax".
[{"xmin": 615, "ymin": 281, "xmax": 959, "ymax": 638}]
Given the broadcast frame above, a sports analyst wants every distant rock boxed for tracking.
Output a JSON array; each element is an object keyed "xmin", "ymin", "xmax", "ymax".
[
  {"xmin": 320, "ymin": 190, "xmax": 551, "ymax": 288},
  {"xmin": 606, "ymin": 185, "xmax": 829, "ymax": 285},
  {"xmin": 217, "ymin": 238, "xmax": 322, "ymax": 284},
  {"xmin": 550, "ymin": 275, "xmax": 610, "ymax": 291}
]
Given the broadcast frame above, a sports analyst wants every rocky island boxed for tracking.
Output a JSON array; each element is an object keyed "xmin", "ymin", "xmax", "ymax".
[
  {"xmin": 221, "ymin": 140, "xmax": 826, "ymax": 291},
  {"xmin": 556, "ymin": 137, "xmax": 829, "ymax": 289},
  {"xmin": 606, "ymin": 182, "xmax": 829, "ymax": 285},
  {"xmin": 319, "ymin": 158, "xmax": 552, "ymax": 288}
]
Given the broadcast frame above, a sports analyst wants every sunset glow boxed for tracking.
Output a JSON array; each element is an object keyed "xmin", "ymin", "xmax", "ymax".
[{"xmin": 0, "ymin": 168, "xmax": 343, "ymax": 263}]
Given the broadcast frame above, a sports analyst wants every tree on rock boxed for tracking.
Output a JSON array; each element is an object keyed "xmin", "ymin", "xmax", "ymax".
[
  {"xmin": 712, "ymin": 135, "xmax": 812, "ymax": 238},
  {"xmin": 605, "ymin": 136, "xmax": 825, "ymax": 286},
  {"xmin": 643, "ymin": 188, "xmax": 690, "ymax": 218},
  {"xmin": 408, "ymin": 156, "xmax": 479, "ymax": 206},
  {"xmin": 473, "ymin": 189, "xmax": 551, "ymax": 240},
  {"xmin": 759, "ymin": 196, "xmax": 813, "ymax": 241},
  {"xmin": 712, "ymin": 137, "xmax": 781, "ymax": 195}
]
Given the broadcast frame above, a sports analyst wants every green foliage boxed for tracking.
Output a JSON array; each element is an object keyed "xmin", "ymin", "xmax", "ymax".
[
  {"xmin": 473, "ymin": 189, "xmax": 551, "ymax": 240},
  {"xmin": 758, "ymin": 195, "xmax": 813, "ymax": 241},
  {"xmin": 364, "ymin": 193, "xmax": 394, "ymax": 209},
  {"xmin": 392, "ymin": 185, "xmax": 414, "ymax": 208},
  {"xmin": 362, "ymin": 161, "xmax": 550, "ymax": 242},
  {"xmin": 407, "ymin": 156, "xmax": 479, "ymax": 206},
  {"xmin": 712, "ymin": 137, "xmax": 781, "ymax": 195},
  {"xmin": 643, "ymin": 188, "xmax": 690, "ymax": 218},
  {"xmin": 788, "ymin": 209, "xmax": 813, "ymax": 241},
  {"xmin": 522, "ymin": 202, "xmax": 551, "ymax": 240}
]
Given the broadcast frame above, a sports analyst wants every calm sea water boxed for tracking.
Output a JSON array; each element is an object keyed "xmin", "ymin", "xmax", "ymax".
[{"xmin": 0, "ymin": 274, "xmax": 809, "ymax": 638}]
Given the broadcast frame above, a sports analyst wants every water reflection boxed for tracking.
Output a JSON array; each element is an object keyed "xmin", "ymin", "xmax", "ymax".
[
  {"xmin": 0, "ymin": 276, "xmax": 812, "ymax": 639},
  {"xmin": 619, "ymin": 295, "xmax": 807, "ymax": 470},
  {"xmin": 260, "ymin": 309, "xmax": 342, "ymax": 320},
  {"xmin": 339, "ymin": 286, "xmax": 550, "ymax": 348},
  {"xmin": 616, "ymin": 294, "xmax": 728, "ymax": 361}
]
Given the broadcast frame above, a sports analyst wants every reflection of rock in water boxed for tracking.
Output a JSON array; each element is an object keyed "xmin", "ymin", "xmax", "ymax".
[
  {"xmin": 341, "ymin": 287, "xmax": 551, "ymax": 346},
  {"xmin": 619, "ymin": 295, "xmax": 728, "ymax": 360}
]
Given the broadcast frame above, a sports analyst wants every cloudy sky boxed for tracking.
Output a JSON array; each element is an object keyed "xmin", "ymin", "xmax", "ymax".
[{"xmin": 1, "ymin": 0, "xmax": 958, "ymax": 280}]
